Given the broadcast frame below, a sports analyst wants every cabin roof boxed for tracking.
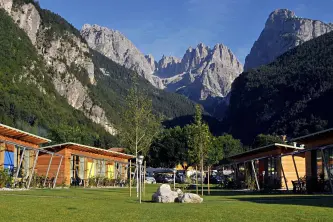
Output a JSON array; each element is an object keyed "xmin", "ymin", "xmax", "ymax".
[
  {"xmin": 229, "ymin": 143, "xmax": 303, "ymax": 160},
  {"xmin": 292, "ymin": 128, "xmax": 333, "ymax": 143},
  {"xmin": 0, "ymin": 123, "xmax": 51, "ymax": 145},
  {"xmin": 42, "ymin": 142, "xmax": 135, "ymax": 159}
]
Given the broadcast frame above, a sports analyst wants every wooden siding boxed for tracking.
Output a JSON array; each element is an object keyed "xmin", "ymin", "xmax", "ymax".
[
  {"xmin": 35, "ymin": 149, "xmax": 66, "ymax": 185},
  {"xmin": 36, "ymin": 147, "xmax": 129, "ymax": 186},
  {"xmin": 281, "ymin": 155, "xmax": 306, "ymax": 189}
]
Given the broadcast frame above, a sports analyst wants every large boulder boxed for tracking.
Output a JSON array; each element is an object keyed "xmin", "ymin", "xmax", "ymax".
[
  {"xmin": 152, "ymin": 184, "xmax": 203, "ymax": 203},
  {"xmin": 178, "ymin": 193, "xmax": 203, "ymax": 203},
  {"xmin": 151, "ymin": 184, "xmax": 179, "ymax": 203}
]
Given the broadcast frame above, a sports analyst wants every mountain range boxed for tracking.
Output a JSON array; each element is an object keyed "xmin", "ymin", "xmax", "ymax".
[
  {"xmin": 81, "ymin": 24, "xmax": 243, "ymax": 103},
  {"xmin": 0, "ymin": 0, "xmax": 333, "ymax": 145},
  {"xmin": 80, "ymin": 9, "xmax": 333, "ymax": 115}
]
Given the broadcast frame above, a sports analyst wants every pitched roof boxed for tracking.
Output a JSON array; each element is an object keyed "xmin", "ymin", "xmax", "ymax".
[
  {"xmin": 229, "ymin": 143, "xmax": 303, "ymax": 159},
  {"xmin": 292, "ymin": 128, "xmax": 333, "ymax": 143},
  {"xmin": 0, "ymin": 123, "xmax": 51, "ymax": 145},
  {"xmin": 42, "ymin": 142, "xmax": 135, "ymax": 159},
  {"xmin": 108, "ymin": 148, "xmax": 125, "ymax": 153}
]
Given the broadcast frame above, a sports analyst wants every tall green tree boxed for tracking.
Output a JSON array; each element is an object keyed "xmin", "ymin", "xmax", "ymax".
[
  {"xmin": 117, "ymin": 79, "xmax": 162, "ymax": 157},
  {"xmin": 252, "ymin": 134, "xmax": 284, "ymax": 148},
  {"xmin": 148, "ymin": 126, "xmax": 189, "ymax": 168},
  {"xmin": 206, "ymin": 136, "xmax": 223, "ymax": 167},
  {"xmin": 217, "ymin": 134, "xmax": 243, "ymax": 158}
]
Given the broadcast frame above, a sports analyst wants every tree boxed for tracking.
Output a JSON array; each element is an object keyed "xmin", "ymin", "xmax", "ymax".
[
  {"xmin": 252, "ymin": 134, "xmax": 284, "ymax": 148},
  {"xmin": 206, "ymin": 136, "xmax": 224, "ymax": 167},
  {"xmin": 148, "ymin": 126, "xmax": 189, "ymax": 168},
  {"xmin": 187, "ymin": 105, "xmax": 211, "ymax": 196},
  {"xmin": 217, "ymin": 134, "xmax": 243, "ymax": 158},
  {"xmin": 117, "ymin": 79, "xmax": 162, "ymax": 157},
  {"xmin": 117, "ymin": 79, "xmax": 161, "ymax": 197}
]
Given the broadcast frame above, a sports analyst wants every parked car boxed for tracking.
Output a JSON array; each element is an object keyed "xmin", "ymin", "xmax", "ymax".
[
  {"xmin": 175, "ymin": 171, "xmax": 185, "ymax": 184},
  {"xmin": 204, "ymin": 175, "xmax": 223, "ymax": 184},
  {"xmin": 145, "ymin": 177, "xmax": 156, "ymax": 184},
  {"xmin": 154, "ymin": 173, "xmax": 173, "ymax": 183},
  {"xmin": 190, "ymin": 173, "xmax": 204, "ymax": 183}
]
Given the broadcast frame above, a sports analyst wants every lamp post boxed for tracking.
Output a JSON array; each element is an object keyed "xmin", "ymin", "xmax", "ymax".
[
  {"xmin": 173, "ymin": 168, "xmax": 177, "ymax": 190},
  {"xmin": 137, "ymin": 155, "xmax": 144, "ymax": 204}
]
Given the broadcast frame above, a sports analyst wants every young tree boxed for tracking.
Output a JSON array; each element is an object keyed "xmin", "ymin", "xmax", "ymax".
[
  {"xmin": 117, "ymin": 82, "xmax": 161, "ymax": 157},
  {"xmin": 117, "ymin": 79, "xmax": 161, "ymax": 197},
  {"xmin": 187, "ymin": 105, "xmax": 211, "ymax": 196}
]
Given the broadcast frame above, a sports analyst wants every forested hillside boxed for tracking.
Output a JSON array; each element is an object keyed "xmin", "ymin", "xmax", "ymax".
[
  {"xmin": 226, "ymin": 30, "xmax": 333, "ymax": 144},
  {"xmin": 0, "ymin": 9, "xmax": 116, "ymax": 147}
]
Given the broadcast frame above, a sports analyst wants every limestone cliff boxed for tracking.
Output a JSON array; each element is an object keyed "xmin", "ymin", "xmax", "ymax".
[
  {"xmin": 81, "ymin": 24, "xmax": 163, "ymax": 88},
  {"xmin": 244, "ymin": 9, "xmax": 333, "ymax": 71},
  {"xmin": 0, "ymin": 0, "xmax": 116, "ymax": 135}
]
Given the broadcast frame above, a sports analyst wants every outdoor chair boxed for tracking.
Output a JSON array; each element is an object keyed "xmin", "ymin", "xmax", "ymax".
[{"xmin": 292, "ymin": 180, "xmax": 306, "ymax": 193}]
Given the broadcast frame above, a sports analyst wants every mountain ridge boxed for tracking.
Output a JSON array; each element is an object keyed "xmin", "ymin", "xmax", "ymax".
[
  {"xmin": 244, "ymin": 8, "xmax": 333, "ymax": 71},
  {"xmin": 81, "ymin": 24, "xmax": 243, "ymax": 104}
]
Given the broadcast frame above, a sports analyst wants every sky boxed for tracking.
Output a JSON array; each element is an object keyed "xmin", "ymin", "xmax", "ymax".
[{"xmin": 39, "ymin": 0, "xmax": 333, "ymax": 63}]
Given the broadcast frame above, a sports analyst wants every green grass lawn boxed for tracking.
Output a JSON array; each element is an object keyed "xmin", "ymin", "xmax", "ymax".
[{"xmin": 0, "ymin": 185, "xmax": 332, "ymax": 222}]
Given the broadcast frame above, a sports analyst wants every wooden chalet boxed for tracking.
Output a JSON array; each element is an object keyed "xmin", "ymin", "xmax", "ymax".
[
  {"xmin": 39, "ymin": 143, "xmax": 135, "ymax": 186},
  {"xmin": 229, "ymin": 143, "xmax": 305, "ymax": 190},
  {"xmin": 0, "ymin": 123, "xmax": 55, "ymax": 188},
  {"xmin": 292, "ymin": 128, "xmax": 333, "ymax": 192}
]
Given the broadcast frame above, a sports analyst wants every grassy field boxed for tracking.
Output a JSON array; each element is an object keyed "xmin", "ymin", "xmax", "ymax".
[{"xmin": 0, "ymin": 185, "xmax": 332, "ymax": 222}]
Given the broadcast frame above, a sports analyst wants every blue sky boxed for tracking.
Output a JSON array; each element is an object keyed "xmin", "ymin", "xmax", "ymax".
[{"xmin": 39, "ymin": 0, "xmax": 333, "ymax": 63}]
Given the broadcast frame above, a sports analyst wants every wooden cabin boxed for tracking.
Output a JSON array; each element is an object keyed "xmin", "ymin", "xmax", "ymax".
[
  {"xmin": 229, "ymin": 143, "xmax": 305, "ymax": 189},
  {"xmin": 293, "ymin": 129, "xmax": 333, "ymax": 191},
  {"xmin": 38, "ymin": 143, "xmax": 135, "ymax": 186},
  {"xmin": 0, "ymin": 123, "xmax": 51, "ymax": 180}
]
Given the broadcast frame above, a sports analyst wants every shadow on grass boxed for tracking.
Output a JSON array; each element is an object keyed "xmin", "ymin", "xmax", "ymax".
[
  {"xmin": 233, "ymin": 195, "xmax": 333, "ymax": 208},
  {"xmin": 187, "ymin": 189, "xmax": 264, "ymax": 196}
]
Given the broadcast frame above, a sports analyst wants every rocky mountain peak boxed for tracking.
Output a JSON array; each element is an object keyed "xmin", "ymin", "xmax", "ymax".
[
  {"xmin": 81, "ymin": 24, "xmax": 163, "ymax": 88},
  {"xmin": 156, "ymin": 55, "xmax": 182, "ymax": 78},
  {"xmin": 157, "ymin": 43, "xmax": 243, "ymax": 100},
  {"xmin": 244, "ymin": 9, "xmax": 333, "ymax": 71},
  {"xmin": 145, "ymin": 54, "xmax": 157, "ymax": 71},
  {"xmin": 267, "ymin": 9, "xmax": 296, "ymax": 24}
]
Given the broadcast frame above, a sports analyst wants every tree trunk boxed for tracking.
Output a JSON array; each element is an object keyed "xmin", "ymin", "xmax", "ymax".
[
  {"xmin": 195, "ymin": 166, "xmax": 198, "ymax": 195},
  {"xmin": 129, "ymin": 160, "xmax": 132, "ymax": 197},
  {"xmin": 143, "ymin": 161, "xmax": 146, "ymax": 197},
  {"xmin": 208, "ymin": 166, "xmax": 210, "ymax": 195},
  {"xmin": 201, "ymin": 157, "xmax": 204, "ymax": 196}
]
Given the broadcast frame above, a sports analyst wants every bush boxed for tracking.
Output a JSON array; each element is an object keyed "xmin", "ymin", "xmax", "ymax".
[{"xmin": 0, "ymin": 169, "xmax": 13, "ymax": 188}]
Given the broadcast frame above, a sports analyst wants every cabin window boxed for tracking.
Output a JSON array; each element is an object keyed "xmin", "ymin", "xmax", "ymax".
[
  {"xmin": 95, "ymin": 160, "xmax": 106, "ymax": 177},
  {"xmin": 267, "ymin": 157, "xmax": 278, "ymax": 177},
  {"xmin": 70, "ymin": 155, "xmax": 84, "ymax": 180}
]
